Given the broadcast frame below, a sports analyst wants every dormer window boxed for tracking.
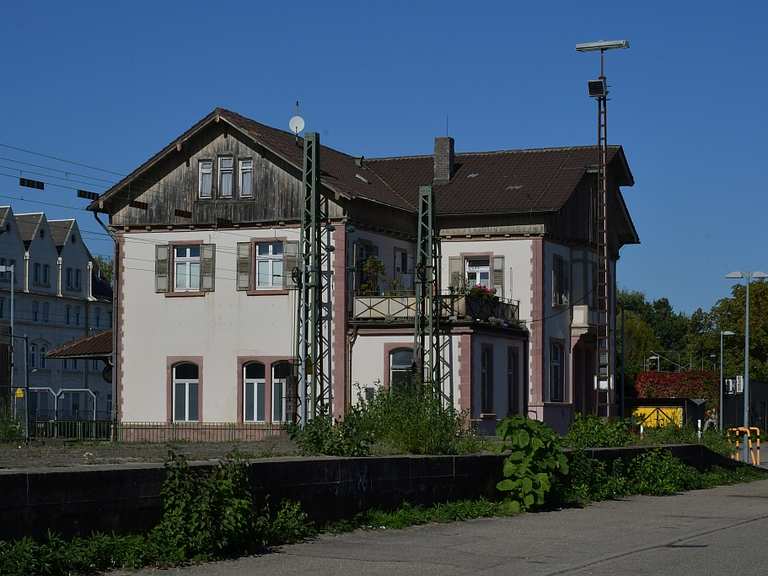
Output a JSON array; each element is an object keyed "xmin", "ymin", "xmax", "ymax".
[
  {"xmin": 39, "ymin": 229, "xmax": 44, "ymax": 239},
  {"xmin": 198, "ymin": 160, "xmax": 213, "ymax": 199},
  {"xmin": 218, "ymin": 156, "xmax": 233, "ymax": 198}
]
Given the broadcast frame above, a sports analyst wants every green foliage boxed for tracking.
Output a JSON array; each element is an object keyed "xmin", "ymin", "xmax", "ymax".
[
  {"xmin": 626, "ymin": 449, "xmax": 693, "ymax": 496},
  {"xmin": 290, "ymin": 385, "xmax": 477, "ymax": 456},
  {"xmin": 638, "ymin": 425, "xmax": 732, "ymax": 455},
  {"xmin": 495, "ymin": 416, "xmax": 569, "ymax": 511},
  {"xmin": 266, "ymin": 500, "xmax": 315, "ymax": 545},
  {"xmin": 564, "ymin": 415, "xmax": 632, "ymax": 449},
  {"xmin": 359, "ymin": 256, "xmax": 386, "ymax": 296},
  {"xmin": 0, "ymin": 414, "xmax": 22, "ymax": 442}
]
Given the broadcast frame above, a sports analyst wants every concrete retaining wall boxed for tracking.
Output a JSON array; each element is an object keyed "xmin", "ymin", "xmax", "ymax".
[{"xmin": 0, "ymin": 444, "xmax": 737, "ymax": 541}]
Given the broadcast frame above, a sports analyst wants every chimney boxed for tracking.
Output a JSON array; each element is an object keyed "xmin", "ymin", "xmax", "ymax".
[{"xmin": 433, "ymin": 136, "xmax": 454, "ymax": 184}]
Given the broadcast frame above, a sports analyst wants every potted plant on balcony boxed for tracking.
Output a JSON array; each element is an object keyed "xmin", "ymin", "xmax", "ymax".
[
  {"xmin": 466, "ymin": 285, "xmax": 499, "ymax": 321},
  {"xmin": 359, "ymin": 256, "xmax": 385, "ymax": 296}
]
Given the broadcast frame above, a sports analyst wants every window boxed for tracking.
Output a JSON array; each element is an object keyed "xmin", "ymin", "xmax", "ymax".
[
  {"xmin": 32, "ymin": 301, "xmax": 39, "ymax": 322},
  {"xmin": 108, "ymin": 310, "xmax": 113, "ymax": 326},
  {"xmin": 75, "ymin": 306, "xmax": 81, "ymax": 326},
  {"xmin": 174, "ymin": 245, "xmax": 201, "ymax": 291},
  {"xmin": 43, "ymin": 264, "xmax": 50, "ymax": 286},
  {"xmin": 272, "ymin": 362, "xmax": 291, "ymax": 422},
  {"xmin": 389, "ymin": 348, "xmax": 413, "ymax": 389},
  {"xmin": 66, "ymin": 268, "xmax": 73, "ymax": 290},
  {"xmin": 73, "ymin": 359, "xmax": 78, "ymax": 370},
  {"xmin": 552, "ymin": 254, "xmax": 569, "ymax": 307},
  {"xmin": 42, "ymin": 302, "xmax": 49, "ymax": 322},
  {"xmin": 30, "ymin": 344, "xmax": 37, "ymax": 369},
  {"xmin": 218, "ymin": 156, "xmax": 233, "ymax": 198},
  {"xmin": 239, "ymin": 159, "xmax": 253, "ymax": 198},
  {"xmin": 481, "ymin": 344, "xmax": 494, "ymax": 413},
  {"xmin": 549, "ymin": 341, "xmax": 565, "ymax": 403},
  {"xmin": 95, "ymin": 307, "xmax": 101, "ymax": 328},
  {"xmin": 199, "ymin": 160, "xmax": 213, "ymax": 198},
  {"xmin": 243, "ymin": 362, "xmax": 266, "ymax": 422},
  {"xmin": 92, "ymin": 358, "xmax": 98, "ymax": 371},
  {"xmin": 0, "ymin": 297, "xmax": 4, "ymax": 319},
  {"xmin": 156, "ymin": 244, "xmax": 215, "ymax": 294},
  {"xmin": 393, "ymin": 248, "xmax": 410, "ymax": 291},
  {"xmin": 507, "ymin": 347, "xmax": 520, "ymax": 416},
  {"xmin": 173, "ymin": 362, "xmax": 200, "ymax": 422},
  {"xmin": 33, "ymin": 263, "xmax": 40, "ymax": 285},
  {"xmin": 466, "ymin": 257, "xmax": 490, "ymax": 288},
  {"xmin": 65, "ymin": 305, "xmax": 71, "ymax": 325},
  {"xmin": 75, "ymin": 269, "xmax": 82, "ymax": 290},
  {"xmin": 40, "ymin": 346, "xmax": 47, "ymax": 369},
  {"xmin": 255, "ymin": 242, "xmax": 284, "ymax": 289}
]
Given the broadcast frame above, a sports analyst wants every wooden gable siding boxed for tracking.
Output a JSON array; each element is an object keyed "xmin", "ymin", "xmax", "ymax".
[{"xmin": 111, "ymin": 123, "xmax": 343, "ymax": 228}]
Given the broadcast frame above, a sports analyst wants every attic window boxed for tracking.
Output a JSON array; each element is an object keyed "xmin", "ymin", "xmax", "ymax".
[
  {"xmin": 355, "ymin": 174, "xmax": 369, "ymax": 184},
  {"xmin": 72, "ymin": 234, "xmax": 77, "ymax": 244},
  {"xmin": 39, "ymin": 229, "xmax": 44, "ymax": 239},
  {"xmin": 467, "ymin": 173, "xmax": 479, "ymax": 178}
]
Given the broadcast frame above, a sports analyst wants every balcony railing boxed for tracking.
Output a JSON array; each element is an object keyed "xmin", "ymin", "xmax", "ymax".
[{"xmin": 352, "ymin": 292, "xmax": 520, "ymax": 326}]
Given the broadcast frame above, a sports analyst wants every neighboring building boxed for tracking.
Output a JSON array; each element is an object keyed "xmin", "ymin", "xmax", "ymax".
[
  {"xmin": 90, "ymin": 108, "xmax": 637, "ymax": 434},
  {"xmin": 0, "ymin": 208, "xmax": 113, "ymax": 420}
]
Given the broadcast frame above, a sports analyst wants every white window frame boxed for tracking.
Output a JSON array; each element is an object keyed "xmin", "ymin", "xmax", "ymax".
[
  {"xmin": 43, "ymin": 264, "xmax": 50, "ymax": 286},
  {"xmin": 33, "ymin": 263, "xmax": 40, "ymax": 285},
  {"xmin": 389, "ymin": 347, "xmax": 414, "ymax": 389},
  {"xmin": 65, "ymin": 305, "xmax": 71, "ymax": 325},
  {"xmin": 32, "ymin": 301, "xmax": 39, "ymax": 322},
  {"xmin": 173, "ymin": 245, "xmax": 201, "ymax": 292},
  {"xmin": 243, "ymin": 363, "xmax": 266, "ymax": 422},
  {"xmin": 75, "ymin": 306, "xmax": 81, "ymax": 326},
  {"xmin": 199, "ymin": 160, "xmax": 213, "ymax": 199},
  {"xmin": 173, "ymin": 363, "xmax": 200, "ymax": 422},
  {"xmin": 218, "ymin": 156, "xmax": 234, "ymax": 198},
  {"xmin": 40, "ymin": 346, "xmax": 47, "ymax": 369},
  {"xmin": 75, "ymin": 269, "xmax": 81, "ymax": 290},
  {"xmin": 66, "ymin": 268, "xmax": 73, "ymax": 290},
  {"xmin": 30, "ymin": 343, "xmax": 37, "ymax": 369},
  {"xmin": 465, "ymin": 257, "xmax": 491, "ymax": 288},
  {"xmin": 239, "ymin": 158, "xmax": 254, "ymax": 198},
  {"xmin": 271, "ymin": 371, "xmax": 288, "ymax": 423},
  {"xmin": 254, "ymin": 241, "xmax": 284, "ymax": 289},
  {"xmin": 548, "ymin": 341, "xmax": 565, "ymax": 403}
]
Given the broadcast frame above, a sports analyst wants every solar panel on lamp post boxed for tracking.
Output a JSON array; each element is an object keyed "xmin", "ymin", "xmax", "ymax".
[
  {"xmin": 720, "ymin": 330, "xmax": 735, "ymax": 430},
  {"xmin": 725, "ymin": 270, "xmax": 768, "ymax": 461}
]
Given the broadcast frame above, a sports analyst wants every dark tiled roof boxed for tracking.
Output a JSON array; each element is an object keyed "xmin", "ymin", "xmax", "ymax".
[
  {"xmin": 48, "ymin": 330, "xmax": 112, "ymax": 359},
  {"xmin": 15, "ymin": 213, "xmax": 42, "ymax": 243},
  {"xmin": 91, "ymin": 108, "xmax": 634, "ymax": 217},
  {"xmin": 48, "ymin": 219, "xmax": 74, "ymax": 247}
]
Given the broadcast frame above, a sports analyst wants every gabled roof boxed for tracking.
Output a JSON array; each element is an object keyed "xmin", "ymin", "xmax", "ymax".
[
  {"xmin": 15, "ymin": 213, "xmax": 43, "ymax": 245},
  {"xmin": 48, "ymin": 219, "xmax": 75, "ymax": 247},
  {"xmin": 90, "ymin": 107, "xmax": 635, "ymax": 219},
  {"xmin": 47, "ymin": 330, "xmax": 112, "ymax": 359}
]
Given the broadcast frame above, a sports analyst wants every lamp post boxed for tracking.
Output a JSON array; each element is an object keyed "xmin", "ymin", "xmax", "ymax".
[
  {"xmin": 725, "ymin": 270, "xmax": 768, "ymax": 461},
  {"xmin": 720, "ymin": 330, "xmax": 735, "ymax": 430}
]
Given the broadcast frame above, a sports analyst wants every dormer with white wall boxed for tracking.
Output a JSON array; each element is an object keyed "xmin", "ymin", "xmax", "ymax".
[
  {"xmin": 50, "ymin": 219, "xmax": 92, "ymax": 301},
  {"xmin": 0, "ymin": 207, "xmax": 25, "ymax": 292},
  {"xmin": 16, "ymin": 213, "xmax": 59, "ymax": 296}
]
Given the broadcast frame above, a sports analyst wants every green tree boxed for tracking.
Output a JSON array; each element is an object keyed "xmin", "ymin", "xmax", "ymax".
[{"xmin": 93, "ymin": 255, "xmax": 113, "ymax": 284}]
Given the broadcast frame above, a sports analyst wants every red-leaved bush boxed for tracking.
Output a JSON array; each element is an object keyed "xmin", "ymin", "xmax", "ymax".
[{"xmin": 634, "ymin": 371, "xmax": 719, "ymax": 410}]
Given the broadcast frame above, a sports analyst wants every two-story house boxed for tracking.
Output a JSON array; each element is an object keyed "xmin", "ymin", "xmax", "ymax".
[
  {"xmin": 89, "ymin": 108, "xmax": 637, "ymax": 436},
  {"xmin": 0, "ymin": 208, "xmax": 113, "ymax": 420}
]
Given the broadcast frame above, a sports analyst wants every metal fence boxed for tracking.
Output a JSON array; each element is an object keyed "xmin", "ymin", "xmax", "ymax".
[{"xmin": 28, "ymin": 420, "xmax": 288, "ymax": 443}]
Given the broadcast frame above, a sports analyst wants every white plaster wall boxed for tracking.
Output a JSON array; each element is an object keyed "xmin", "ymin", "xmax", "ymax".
[
  {"xmin": 542, "ymin": 240, "xmax": 572, "ymax": 403},
  {"xmin": 350, "ymin": 333, "xmax": 463, "ymax": 411},
  {"xmin": 25, "ymin": 218, "xmax": 60, "ymax": 297},
  {"xmin": 120, "ymin": 227, "xmax": 341, "ymax": 422},
  {"xmin": 439, "ymin": 238, "xmax": 533, "ymax": 321}
]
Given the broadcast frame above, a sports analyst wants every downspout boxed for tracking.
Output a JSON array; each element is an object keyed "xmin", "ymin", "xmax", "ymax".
[{"xmin": 93, "ymin": 211, "xmax": 117, "ymax": 429}]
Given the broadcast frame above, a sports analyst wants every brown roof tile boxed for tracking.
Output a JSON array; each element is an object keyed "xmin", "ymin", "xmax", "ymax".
[{"xmin": 47, "ymin": 330, "xmax": 112, "ymax": 359}]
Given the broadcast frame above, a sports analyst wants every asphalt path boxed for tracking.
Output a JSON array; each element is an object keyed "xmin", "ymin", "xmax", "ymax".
[{"xmin": 126, "ymin": 479, "xmax": 768, "ymax": 575}]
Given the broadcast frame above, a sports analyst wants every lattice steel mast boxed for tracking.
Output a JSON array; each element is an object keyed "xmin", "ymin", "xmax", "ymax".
[
  {"xmin": 413, "ymin": 185, "xmax": 453, "ymax": 405},
  {"xmin": 576, "ymin": 39, "xmax": 629, "ymax": 417},
  {"xmin": 296, "ymin": 132, "xmax": 333, "ymax": 425}
]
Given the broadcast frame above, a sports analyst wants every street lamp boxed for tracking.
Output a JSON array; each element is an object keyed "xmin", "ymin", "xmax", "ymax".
[
  {"xmin": 725, "ymin": 270, "xmax": 768, "ymax": 460},
  {"xmin": 720, "ymin": 330, "xmax": 735, "ymax": 430}
]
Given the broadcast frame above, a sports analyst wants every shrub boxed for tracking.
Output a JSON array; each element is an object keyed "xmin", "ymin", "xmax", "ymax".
[
  {"xmin": 495, "ymin": 416, "xmax": 569, "ymax": 511},
  {"xmin": 267, "ymin": 500, "xmax": 316, "ymax": 545},
  {"xmin": 0, "ymin": 415, "xmax": 21, "ymax": 442},
  {"xmin": 561, "ymin": 451, "xmax": 629, "ymax": 504},
  {"xmin": 290, "ymin": 385, "xmax": 476, "ymax": 456},
  {"xmin": 564, "ymin": 415, "xmax": 632, "ymax": 449},
  {"xmin": 638, "ymin": 425, "xmax": 731, "ymax": 455},
  {"xmin": 626, "ymin": 449, "xmax": 694, "ymax": 496}
]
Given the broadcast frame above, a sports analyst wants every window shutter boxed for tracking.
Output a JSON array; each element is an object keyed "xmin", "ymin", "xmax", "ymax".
[
  {"xmin": 284, "ymin": 241, "xmax": 299, "ymax": 289},
  {"xmin": 492, "ymin": 255, "xmax": 504, "ymax": 299},
  {"xmin": 448, "ymin": 256, "xmax": 463, "ymax": 291},
  {"xmin": 201, "ymin": 243, "xmax": 216, "ymax": 292},
  {"xmin": 236, "ymin": 242, "xmax": 251, "ymax": 291},
  {"xmin": 155, "ymin": 244, "xmax": 169, "ymax": 293}
]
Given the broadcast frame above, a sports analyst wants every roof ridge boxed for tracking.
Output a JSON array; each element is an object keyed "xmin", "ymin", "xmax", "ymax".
[{"xmin": 367, "ymin": 144, "xmax": 621, "ymax": 162}]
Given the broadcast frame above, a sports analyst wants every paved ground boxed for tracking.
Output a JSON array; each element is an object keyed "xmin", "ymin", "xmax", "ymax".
[
  {"xmin": 127, "ymin": 479, "xmax": 768, "ymax": 576},
  {"xmin": 0, "ymin": 436, "xmax": 297, "ymax": 469}
]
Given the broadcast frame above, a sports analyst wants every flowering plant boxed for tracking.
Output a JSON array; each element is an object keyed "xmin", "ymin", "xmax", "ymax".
[{"xmin": 468, "ymin": 284, "xmax": 499, "ymax": 303}]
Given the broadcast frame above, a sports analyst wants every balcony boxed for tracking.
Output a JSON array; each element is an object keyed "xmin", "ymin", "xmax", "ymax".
[{"xmin": 352, "ymin": 292, "xmax": 520, "ymax": 327}]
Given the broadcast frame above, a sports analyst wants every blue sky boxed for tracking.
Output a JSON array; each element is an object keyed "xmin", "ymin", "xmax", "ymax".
[{"xmin": 0, "ymin": 1, "xmax": 765, "ymax": 313}]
